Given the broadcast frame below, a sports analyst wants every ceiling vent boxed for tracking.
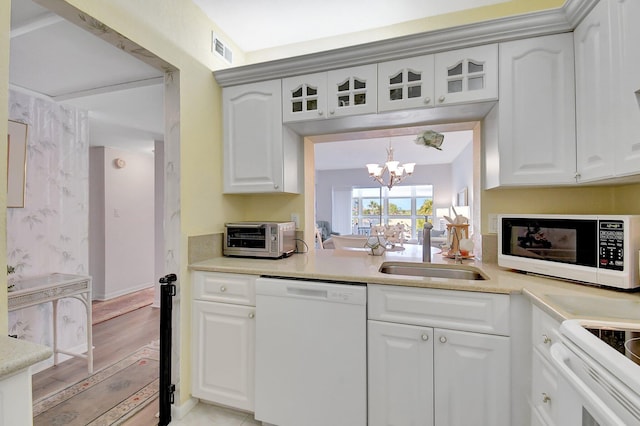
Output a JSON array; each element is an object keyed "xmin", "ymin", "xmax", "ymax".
[{"xmin": 212, "ymin": 32, "xmax": 233, "ymax": 64}]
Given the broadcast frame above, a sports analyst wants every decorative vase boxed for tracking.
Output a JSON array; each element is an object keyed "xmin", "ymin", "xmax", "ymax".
[{"xmin": 365, "ymin": 236, "xmax": 386, "ymax": 256}]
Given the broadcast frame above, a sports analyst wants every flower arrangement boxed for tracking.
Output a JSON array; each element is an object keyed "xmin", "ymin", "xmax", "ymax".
[{"xmin": 372, "ymin": 223, "xmax": 408, "ymax": 246}]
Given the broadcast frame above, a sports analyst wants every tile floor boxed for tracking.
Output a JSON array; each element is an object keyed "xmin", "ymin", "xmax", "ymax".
[{"xmin": 171, "ymin": 403, "xmax": 262, "ymax": 426}]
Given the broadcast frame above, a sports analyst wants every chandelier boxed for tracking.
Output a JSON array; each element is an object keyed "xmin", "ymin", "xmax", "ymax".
[
  {"xmin": 366, "ymin": 131, "xmax": 444, "ymax": 190},
  {"xmin": 366, "ymin": 143, "xmax": 415, "ymax": 190}
]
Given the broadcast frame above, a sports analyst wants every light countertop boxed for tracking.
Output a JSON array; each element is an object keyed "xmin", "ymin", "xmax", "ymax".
[
  {"xmin": 189, "ymin": 245, "xmax": 640, "ymax": 324},
  {"xmin": 0, "ymin": 336, "xmax": 51, "ymax": 379}
]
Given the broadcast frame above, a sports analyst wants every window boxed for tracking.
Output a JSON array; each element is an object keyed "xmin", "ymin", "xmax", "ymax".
[{"xmin": 351, "ymin": 185, "xmax": 433, "ymax": 239}]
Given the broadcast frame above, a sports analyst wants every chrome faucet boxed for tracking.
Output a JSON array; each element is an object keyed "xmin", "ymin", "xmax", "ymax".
[{"xmin": 422, "ymin": 221, "xmax": 433, "ymax": 263}]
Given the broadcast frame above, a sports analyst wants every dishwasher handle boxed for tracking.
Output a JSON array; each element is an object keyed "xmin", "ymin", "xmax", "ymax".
[
  {"xmin": 287, "ymin": 286, "xmax": 328, "ymax": 299},
  {"xmin": 256, "ymin": 278, "xmax": 367, "ymax": 305}
]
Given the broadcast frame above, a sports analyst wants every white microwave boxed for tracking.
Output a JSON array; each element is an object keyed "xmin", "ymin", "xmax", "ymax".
[{"xmin": 498, "ymin": 214, "xmax": 640, "ymax": 290}]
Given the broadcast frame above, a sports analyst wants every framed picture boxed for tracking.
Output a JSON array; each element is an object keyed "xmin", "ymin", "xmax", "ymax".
[
  {"xmin": 7, "ymin": 120, "xmax": 28, "ymax": 208},
  {"xmin": 456, "ymin": 187, "xmax": 468, "ymax": 207}
]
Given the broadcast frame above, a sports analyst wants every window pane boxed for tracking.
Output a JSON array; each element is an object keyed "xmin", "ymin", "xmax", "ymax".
[
  {"xmin": 468, "ymin": 76, "xmax": 484, "ymax": 91},
  {"xmin": 388, "ymin": 198, "xmax": 411, "ymax": 215},
  {"xmin": 407, "ymin": 85, "xmax": 421, "ymax": 98},
  {"xmin": 408, "ymin": 71, "xmax": 421, "ymax": 82},
  {"xmin": 338, "ymin": 80, "xmax": 350, "ymax": 92},
  {"xmin": 417, "ymin": 197, "xmax": 433, "ymax": 216},
  {"xmin": 307, "ymin": 99, "xmax": 318, "ymax": 111},
  {"xmin": 306, "ymin": 85, "xmax": 317, "ymax": 96},
  {"xmin": 354, "ymin": 78, "xmax": 366, "ymax": 89},
  {"xmin": 389, "ymin": 88, "xmax": 403, "ymax": 100},
  {"xmin": 362, "ymin": 198, "xmax": 381, "ymax": 216},
  {"xmin": 448, "ymin": 79, "xmax": 463, "ymax": 93},
  {"xmin": 468, "ymin": 61, "xmax": 484, "ymax": 73},
  {"xmin": 292, "ymin": 86, "xmax": 303, "ymax": 98},
  {"xmin": 389, "ymin": 72, "xmax": 403, "ymax": 85},
  {"xmin": 292, "ymin": 101, "xmax": 302, "ymax": 112},
  {"xmin": 354, "ymin": 93, "xmax": 366, "ymax": 105},
  {"xmin": 448, "ymin": 62, "xmax": 463, "ymax": 76}
]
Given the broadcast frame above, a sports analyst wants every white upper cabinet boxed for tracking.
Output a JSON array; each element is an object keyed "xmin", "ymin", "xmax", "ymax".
[
  {"xmin": 377, "ymin": 55, "xmax": 435, "ymax": 112},
  {"xmin": 223, "ymin": 79, "xmax": 302, "ymax": 193},
  {"xmin": 282, "ymin": 65, "xmax": 377, "ymax": 122},
  {"xmin": 575, "ymin": 0, "xmax": 615, "ymax": 182},
  {"xmin": 327, "ymin": 64, "xmax": 378, "ymax": 117},
  {"xmin": 492, "ymin": 33, "xmax": 577, "ymax": 187},
  {"xmin": 434, "ymin": 44, "xmax": 498, "ymax": 106},
  {"xmin": 575, "ymin": 0, "xmax": 640, "ymax": 182},
  {"xmin": 611, "ymin": 0, "xmax": 640, "ymax": 177},
  {"xmin": 282, "ymin": 72, "xmax": 328, "ymax": 122}
]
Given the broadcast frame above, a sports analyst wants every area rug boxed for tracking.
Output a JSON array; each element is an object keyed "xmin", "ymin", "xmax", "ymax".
[
  {"xmin": 92, "ymin": 287, "xmax": 155, "ymax": 325},
  {"xmin": 33, "ymin": 345, "xmax": 159, "ymax": 426}
]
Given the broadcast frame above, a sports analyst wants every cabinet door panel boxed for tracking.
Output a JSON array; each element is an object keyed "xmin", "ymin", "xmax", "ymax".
[
  {"xmin": 498, "ymin": 34, "xmax": 576, "ymax": 185},
  {"xmin": 223, "ymin": 79, "xmax": 284, "ymax": 193},
  {"xmin": 434, "ymin": 329, "xmax": 510, "ymax": 426},
  {"xmin": 575, "ymin": 1, "xmax": 615, "ymax": 182},
  {"xmin": 192, "ymin": 300, "xmax": 255, "ymax": 410},
  {"xmin": 378, "ymin": 56, "xmax": 435, "ymax": 112},
  {"xmin": 327, "ymin": 64, "xmax": 377, "ymax": 117},
  {"xmin": 435, "ymin": 44, "xmax": 498, "ymax": 105},
  {"xmin": 282, "ymin": 72, "xmax": 328, "ymax": 122},
  {"xmin": 612, "ymin": 0, "xmax": 640, "ymax": 176},
  {"xmin": 368, "ymin": 320, "xmax": 434, "ymax": 426}
]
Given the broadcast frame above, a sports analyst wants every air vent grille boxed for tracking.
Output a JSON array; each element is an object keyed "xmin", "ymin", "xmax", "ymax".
[{"xmin": 212, "ymin": 32, "xmax": 233, "ymax": 64}]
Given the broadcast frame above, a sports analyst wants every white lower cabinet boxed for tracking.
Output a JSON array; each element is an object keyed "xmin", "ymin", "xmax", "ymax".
[
  {"xmin": 0, "ymin": 368, "xmax": 34, "ymax": 426},
  {"xmin": 368, "ymin": 321, "xmax": 435, "ymax": 426},
  {"xmin": 368, "ymin": 285, "xmax": 511, "ymax": 426},
  {"xmin": 191, "ymin": 272, "xmax": 256, "ymax": 411}
]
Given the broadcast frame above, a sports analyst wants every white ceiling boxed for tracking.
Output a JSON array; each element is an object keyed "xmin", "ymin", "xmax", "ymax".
[
  {"xmin": 192, "ymin": 0, "xmax": 510, "ymax": 52},
  {"xmin": 7, "ymin": 0, "xmax": 487, "ymax": 162}
]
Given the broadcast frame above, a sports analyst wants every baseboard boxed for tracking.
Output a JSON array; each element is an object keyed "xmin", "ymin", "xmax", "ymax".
[
  {"xmin": 94, "ymin": 283, "xmax": 154, "ymax": 301},
  {"xmin": 172, "ymin": 397, "xmax": 198, "ymax": 420}
]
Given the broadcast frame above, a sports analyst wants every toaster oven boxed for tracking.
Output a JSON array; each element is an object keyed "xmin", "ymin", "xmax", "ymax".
[{"xmin": 224, "ymin": 222, "xmax": 296, "ymax": 258}]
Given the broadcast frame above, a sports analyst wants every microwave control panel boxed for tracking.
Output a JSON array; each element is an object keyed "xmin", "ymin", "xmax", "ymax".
[{"xmin": 599, "ymin": 220, "xmax": 624, "ymax": 270}]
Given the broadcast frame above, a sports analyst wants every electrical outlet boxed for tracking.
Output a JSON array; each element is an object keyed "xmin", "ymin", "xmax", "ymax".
[
  {"xmin": 488, "ymin": 214, "xmax": 498, "ymax": 234},
  {"xmin": 291, "ymin": 213, "xmax": 300, "ymax": 229}
]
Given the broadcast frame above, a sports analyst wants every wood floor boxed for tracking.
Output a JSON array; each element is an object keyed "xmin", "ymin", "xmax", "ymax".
[{"xmin": 32, "ymin": 305, "xmax": 161, "ymax": 424}]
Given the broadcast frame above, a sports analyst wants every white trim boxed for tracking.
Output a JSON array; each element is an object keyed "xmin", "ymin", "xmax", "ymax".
[
  {"xmin": 214, "ymin": 0, "xmax": 598, "ymax": 87},
  {"xmin": 171, "ymin": 397, "xmax": 199, "ymax": 420}
]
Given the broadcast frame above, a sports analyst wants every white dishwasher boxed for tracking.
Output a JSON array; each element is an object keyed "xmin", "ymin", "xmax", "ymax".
[{"xmin": 254, "ymin": 277, "xmax": 367, "ymax": 426}]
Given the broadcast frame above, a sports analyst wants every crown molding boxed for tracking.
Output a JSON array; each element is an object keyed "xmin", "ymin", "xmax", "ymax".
[{"xmin": 214, "ymin": 0, "xmax": 599, "ymax": 87}]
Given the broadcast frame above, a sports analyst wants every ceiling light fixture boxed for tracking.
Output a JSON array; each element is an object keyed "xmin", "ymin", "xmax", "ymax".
[
  {"xmin": 366, "ymin": 141, "xmax": 415, "ymax": 190},
  {"xmin": 366, "ymin": 131, "xmax": 444, "ymax": 190}
]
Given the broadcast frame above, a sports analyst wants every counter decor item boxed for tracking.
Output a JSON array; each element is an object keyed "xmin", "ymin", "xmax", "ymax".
[
  {"xmin": 365, "ymin": 235, "xmax": 386, "ymax": 256},
  {"xmin": 371, "ymin": 223, "xmax": 407, "ymax": 248}
]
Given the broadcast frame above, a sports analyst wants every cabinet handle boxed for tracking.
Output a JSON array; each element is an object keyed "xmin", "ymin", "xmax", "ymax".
[
  {"xmin": 439, "ymin": 336, "xmax": 447, "ymax": 343},
  {"xmin": 249, "ymin": 312, "xmax": 255, "ymax": 319},
  {"xmin": 220, "ymin": 286, "xmax": 226, "ymax": 292},
  {"xmin": 318, "ymin": 110, "xmax": 324, "ymax": 116},
  {"xmin": 438, "ymin": 96, "xmax": 445, "ymax": 103},
  {"xmin": 274, "ymin": 184, "xmax": 279, "ymax": 189},
  {"xmin": 542, "ymin": 334, "xmax": 552, "ymax": 344},
  {"xmin": 421, "ymin": 333, "xmax": 429, "ymax": 341},
  {"xmin": 542, "ymin": 393, "xmax": 551, "ymax": 404},
  {"xmin": 424, "ymin": 97, "xmax": 431, "ymax": 104}
]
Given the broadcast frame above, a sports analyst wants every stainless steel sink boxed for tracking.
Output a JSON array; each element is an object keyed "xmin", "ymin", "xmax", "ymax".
[{"xmin": 378, "ymin": 262, "xmax": 488, "ymax": 280}]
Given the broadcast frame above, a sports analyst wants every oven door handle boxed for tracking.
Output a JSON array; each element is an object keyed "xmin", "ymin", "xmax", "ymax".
[{"xmin": 550, "ymin": 342, "xmax": 626, "ymax": 426}]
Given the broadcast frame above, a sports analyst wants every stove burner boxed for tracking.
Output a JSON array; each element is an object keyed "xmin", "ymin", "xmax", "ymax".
[
  {"xmin": 626, "ymin": 337, "xmax": 640, "ymax": 362},
  {"xmin": 586, "ymin": 327, "xmax": 640, "ymax": 367}
]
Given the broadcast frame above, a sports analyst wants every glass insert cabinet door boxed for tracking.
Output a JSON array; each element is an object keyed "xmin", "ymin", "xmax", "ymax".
[
  {"xmin": 282, "ymin": 72, "xmax": 328, "ymax": 122},
  {"xmin": 327, "ymin": 64, "xmax": 378, "ymax": 117},
  {"xmin": 434, "ymin": 44, "xmax": 498, "ymax": 105},
  {"xmin": 378, "ymin": 55, "xmax": 435, "ymax": 112}
]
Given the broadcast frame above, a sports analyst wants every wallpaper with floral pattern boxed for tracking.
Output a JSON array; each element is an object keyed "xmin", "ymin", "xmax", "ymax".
[{"xmin": 7, "ymin": 88, "xmax": 89, "ymax": 370}]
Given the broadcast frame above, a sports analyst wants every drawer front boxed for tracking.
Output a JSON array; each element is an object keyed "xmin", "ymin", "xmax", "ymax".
[
  {"xmin": 368, "ymin": 284, "xmax": 510, "ymax": 336},
  {"xmin": 531, "ymin": 306, "xmax": 562, "ymax": 360},
  {"xmin": 193, "ymin": 272, "xmax": 256, "ymax": 305},
  {"xmin": 531, "ymin": 348, "xmax": 559, "ymax": 426}
]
